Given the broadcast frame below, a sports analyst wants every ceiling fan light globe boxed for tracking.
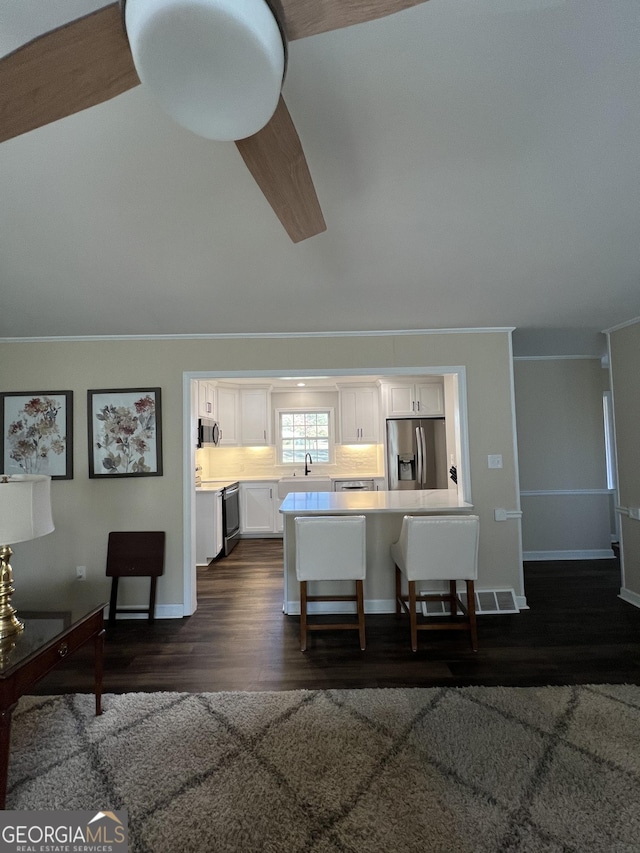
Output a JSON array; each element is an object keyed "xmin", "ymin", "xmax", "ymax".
[{"xmin": 125, "ymin": 0, "xmax": 285, "ymax": 141}]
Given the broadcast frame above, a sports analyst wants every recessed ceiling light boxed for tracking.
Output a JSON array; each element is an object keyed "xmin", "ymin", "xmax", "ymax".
[{"xmin": 296, "ymin": 382, "xmax": 306, "ymax": 387}]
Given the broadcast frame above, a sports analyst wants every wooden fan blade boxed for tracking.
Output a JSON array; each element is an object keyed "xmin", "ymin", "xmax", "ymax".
[
  {"xmin": 0, "ymin": 3, "xmax": 139, "ymax": 144},
  {"xmin": 235, "ymin": 97, "xmax": 326, "ymax": 243},
  {"xmin": 278, "ymin": 0, "xmax": 430, "ymax": 41}
]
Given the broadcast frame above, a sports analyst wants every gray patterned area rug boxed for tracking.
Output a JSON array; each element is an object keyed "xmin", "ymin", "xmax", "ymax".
[{"xmin": 7, "ymin": 685, "xmax": 640, "ymax": 852}]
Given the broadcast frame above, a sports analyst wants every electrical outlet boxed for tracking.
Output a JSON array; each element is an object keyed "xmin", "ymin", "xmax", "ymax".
[
  {"xmin": 76, "ymin": 565, "xmax": 86, "ymax": 581},
  {"xmin": 488, "ymin": 454, "xmax": 503, "ymax": 469}
]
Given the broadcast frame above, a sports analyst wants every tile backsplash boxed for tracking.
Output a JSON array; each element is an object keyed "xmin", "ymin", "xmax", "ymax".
[{"xmin": 198, "ymin": 445, "xmax": 384, "ymax": 481}]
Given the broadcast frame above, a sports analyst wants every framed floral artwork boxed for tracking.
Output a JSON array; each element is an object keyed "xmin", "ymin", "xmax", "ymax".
[
  {"xmin": 87, "ymin": 388, "xmax": 163, "ymax": 478},
  {"xmin": 1, "ymin": 391, "xmax": 74, "ymax": 480}
]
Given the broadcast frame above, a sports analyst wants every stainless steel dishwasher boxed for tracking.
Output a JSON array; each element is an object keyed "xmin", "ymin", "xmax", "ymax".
[{"xmin": 333, "ymin": 479, "xmax": 375, "ymax": 492}]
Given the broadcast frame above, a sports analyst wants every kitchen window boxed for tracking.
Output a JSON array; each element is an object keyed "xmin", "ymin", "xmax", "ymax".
[{"xmin": 277, "ymin": 408, "xmax": 334, "ymax": 465}]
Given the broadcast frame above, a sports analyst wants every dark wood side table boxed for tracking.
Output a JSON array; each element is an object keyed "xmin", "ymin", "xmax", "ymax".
[{"xmin": 0, "ymin": 601, "xmax": 106, "ymax": 809}]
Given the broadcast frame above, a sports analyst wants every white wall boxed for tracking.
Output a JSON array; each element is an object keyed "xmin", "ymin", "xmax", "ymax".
[
  {"xmin": 0, "ymin": 330, "xmax": 523, "ymax": 614},
  {"xmin": 513, "ymin": 357, "xmax": 613, "ymax": 559}
]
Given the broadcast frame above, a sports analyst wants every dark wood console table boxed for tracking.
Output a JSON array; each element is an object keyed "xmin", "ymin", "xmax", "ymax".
[{"xmin": 0, "ymin": 600, "xmax": 106, "ymax": 808}]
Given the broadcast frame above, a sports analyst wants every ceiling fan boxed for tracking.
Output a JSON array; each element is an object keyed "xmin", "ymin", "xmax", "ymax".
[{"xmin": 0, "ymin": 0, "xmax": 429, "ymax": 243}]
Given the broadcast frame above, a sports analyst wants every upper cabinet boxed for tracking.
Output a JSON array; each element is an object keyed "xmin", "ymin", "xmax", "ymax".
[
  {"xmin": 197, "ymin": 381, "xmax": 216, "ymax": 419},
  {"xmin": 197, "ymin": 383, "xmax": 270, "ymax": 447},
  {"xmin": 338, "ymin": 385, "xmax": 379, "ymax": 443},
  {"xmin": 240, "ymin": 387, "xmax": 272, "ymax": 446},
  {"xmin": 383, "ymin": 381, "xmax": 444, "ymax": 418},
  {"xmin": 216, "ymin": 385, "xmax": 239, "ymax": 445}
]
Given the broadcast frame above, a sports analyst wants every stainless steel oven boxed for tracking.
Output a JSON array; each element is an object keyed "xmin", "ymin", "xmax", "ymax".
[{"xmin": 222, "ymin": 482, "xmax": 240, "ymax": 556}]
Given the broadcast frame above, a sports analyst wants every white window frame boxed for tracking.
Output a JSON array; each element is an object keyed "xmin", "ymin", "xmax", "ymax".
[{"xmin": 275, "ymin": 406, "xmax": 335, "ymax": 466}]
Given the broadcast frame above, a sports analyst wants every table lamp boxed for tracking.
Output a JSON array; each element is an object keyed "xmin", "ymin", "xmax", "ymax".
[{"xmin": 0, "ymin": 475, "xmax": 55, "ymax": 639}]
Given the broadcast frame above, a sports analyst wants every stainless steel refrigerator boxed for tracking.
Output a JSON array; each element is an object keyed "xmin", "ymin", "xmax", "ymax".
[{"xmin": 386, "ymin": 418, "xmax": 448, "ymax": 490}]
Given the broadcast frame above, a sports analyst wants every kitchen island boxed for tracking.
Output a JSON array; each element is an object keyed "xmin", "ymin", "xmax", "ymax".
[{"xmin": 279, "ymin": 489, "xmax": 473, "ymax": 615}]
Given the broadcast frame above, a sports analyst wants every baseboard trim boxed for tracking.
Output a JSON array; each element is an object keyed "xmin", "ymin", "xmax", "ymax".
[
  {"xmin": 523, "ymin": 549, "xmax": 615, "ymax": 561},
  {"xmin": 619, "ymin": 588, "xmax": 640, "ymax": 610},
  {"xmin": 239, "ymin": 533, "xmax": 284, "ymax": 540}
]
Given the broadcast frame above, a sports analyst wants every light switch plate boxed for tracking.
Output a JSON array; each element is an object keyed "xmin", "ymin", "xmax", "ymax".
[{"xmin": 488, "ymin": 454, "xmax": 503, "ymax": 469}]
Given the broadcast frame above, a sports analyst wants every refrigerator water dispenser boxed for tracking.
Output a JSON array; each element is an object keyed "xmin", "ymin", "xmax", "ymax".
[{"xmin": 398, "ymin": 455, "xmax": 415, "ymax": 481}]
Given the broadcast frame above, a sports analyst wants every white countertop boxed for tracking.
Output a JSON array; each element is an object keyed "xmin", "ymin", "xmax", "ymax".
[
  {"xmin": 196, "ymin": 479, "xmax": 238, "ymax": 491},
  {"xmin": 201, "ymin": 474, "xmax": 382, "ymax": 482},
  {"xmin": 279, "ymin": 489, "xmax": 473, "ymax": 515},
  {"xmin": 197, "ymin": 475, "xmax": 384, "ymax": 492}
]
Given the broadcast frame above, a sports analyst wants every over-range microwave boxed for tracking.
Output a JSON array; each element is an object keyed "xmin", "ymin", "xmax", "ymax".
[{"xmin": 198, "ymin": 418, "xmax": 220, "ymax": 448}]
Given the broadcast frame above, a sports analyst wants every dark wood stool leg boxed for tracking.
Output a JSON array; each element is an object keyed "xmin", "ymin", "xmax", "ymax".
[
  {"xmin": 300, "ymin": 581, "xmax": 308, "ymax": 652},
  {"xmin": 409, "ymin": 580, "xmax": 418, "ymax": 652},
  {"xmin": 108, "ymin": 577, "xmax": 119, "ymax": 627},
  {"xmin": 450, "ymin": 580, "xmax": 457, "ymax": 616},
  {"xmin": 356, "ymin": 579, "xmax": 366, "ymax": 651},
  {"xmin": 395, "ymin": 565, "xmax": 402, "ymax": 616},
  {"xmin": 467, "ymin": 579, "xmax": 478, "ymax": 652},
  {"xmin": 149, "ymin": 576, "xmax": 158, "ymax": 623}
]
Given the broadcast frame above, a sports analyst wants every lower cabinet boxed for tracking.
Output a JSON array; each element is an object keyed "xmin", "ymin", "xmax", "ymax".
[
  {"xmin": 196, "ymin": 490, "xmax": 223, "ymax": 566},
  {"xmin": 240, "ymin": 482, "xmax": 281, "ymax": 536}
]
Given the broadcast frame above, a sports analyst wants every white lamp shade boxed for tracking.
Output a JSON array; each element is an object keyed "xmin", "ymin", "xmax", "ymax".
[
  {"xmin": 125, "ymin": 0, "xmax": 286, "ymax": 141},
  {"xmin": 0, "ymin": 475, "xmax": 54, "ymax": 545}
]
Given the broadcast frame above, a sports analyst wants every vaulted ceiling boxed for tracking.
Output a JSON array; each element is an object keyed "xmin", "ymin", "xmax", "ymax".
[{"xmin": 1, "ymin": 0, "xmax": 638, "ymax": 339}]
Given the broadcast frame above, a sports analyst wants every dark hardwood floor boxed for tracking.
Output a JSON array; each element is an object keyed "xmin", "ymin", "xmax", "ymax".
[{"xmin": 36, "ymin": 539, "xmax": 640, "ymax": 694}]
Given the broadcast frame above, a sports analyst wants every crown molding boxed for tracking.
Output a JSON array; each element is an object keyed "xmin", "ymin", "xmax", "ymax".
[
  {"xmin": 0, "ymin": 327, "xmax": 516, "ymax": 344},
  {"xmin": 603, "ymin": 316, "xmax": 640, "ymax": 334},
  {"xmin": 512, "ymin": 354, "xmax": 601, "ymax": 361}
]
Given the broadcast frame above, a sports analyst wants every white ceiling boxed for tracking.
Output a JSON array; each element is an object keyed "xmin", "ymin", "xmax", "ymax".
[{"xmin": 1, "ymin": 0, "xmax": 638, "ymax": 341}]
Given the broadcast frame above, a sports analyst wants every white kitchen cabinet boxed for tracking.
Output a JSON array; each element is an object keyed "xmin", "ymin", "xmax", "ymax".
[
  {"xmin": 195, "ymin": 489, "xmax": 223, "ymax": 566},
  {"xmin": 384, "ymin": 381, "xmax": 444, "ymax": 417},
  {"xmin": 338, "ymin": 386, "xmax": 379, "ymax": 443},
  {"xmin": 216, "ymin": 385, "xmax": 239, "ymax": 445},
  {"xmin": 416, "ymin": 383, "xmax": 444, "ymax": 415},
  {"xmin": 198, "ymin": 381, "xmax": 216, "ymax": 419},
  {"xmin": 240, "ymin": 387, "xmax": 271, "ymax": 446},
  {"xmin": 240, "ymin": 481, "xmax": 279, "ymax": 534}
]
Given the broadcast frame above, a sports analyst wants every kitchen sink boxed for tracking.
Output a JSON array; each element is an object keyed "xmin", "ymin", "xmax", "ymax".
[{"xmin": 277, "ymin": 476, "xmax": 332, "ymax": 499}]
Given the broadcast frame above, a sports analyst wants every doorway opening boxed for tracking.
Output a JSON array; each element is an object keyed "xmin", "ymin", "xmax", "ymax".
[{"xmin": 183, "ymin": 366, "xmax": 471, "ymax": 616}]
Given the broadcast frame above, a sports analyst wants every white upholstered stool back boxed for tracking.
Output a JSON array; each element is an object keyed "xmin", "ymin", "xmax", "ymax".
[
  {"xmin": 390, "ymin": 514, "xmax": 480, "ymax": 653},
  {"xmin": 295, "ymin": 516, "xmax": 366, "ymax": 582},
  {"xmin": 390, "ymin": 515, "xmax": 479, "ymax": 581},
  {"xmin": 294, "ymin": 515, "xmax": 367, "ymax": 651}
]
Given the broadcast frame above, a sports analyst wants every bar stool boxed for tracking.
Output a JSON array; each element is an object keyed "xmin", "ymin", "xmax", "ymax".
[
  {"xmin": 295, "ymin": 515, "xmax": 367, "ymax": 652},
  {"xmin": 106, "ymin": 531, "xmax": 165, "ymax": 626},
  {"xmin": 391, "ymin": 515, "xmax": 480, "ymax": 652}
]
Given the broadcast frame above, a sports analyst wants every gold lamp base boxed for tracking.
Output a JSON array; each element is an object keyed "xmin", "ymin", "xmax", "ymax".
[{"xmin": 0, "ymin": 545, "xmax": 25, "ymax": 640}]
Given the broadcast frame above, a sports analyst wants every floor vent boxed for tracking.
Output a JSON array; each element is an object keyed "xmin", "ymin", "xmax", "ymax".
[{"xmin": 419, "ymin": 588, "xmax": 519, "ymax": 616}]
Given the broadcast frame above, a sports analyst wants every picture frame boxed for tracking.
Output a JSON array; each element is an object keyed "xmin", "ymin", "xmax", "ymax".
[
  {"xmin": 88, "ymin": 387, "xmax": 163, "ymax": 478},
  {"xmin": 0, "ymin": 390, "xmax": 73, "ymax": 480}
]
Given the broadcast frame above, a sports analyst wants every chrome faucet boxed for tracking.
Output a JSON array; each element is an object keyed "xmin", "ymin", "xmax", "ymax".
[{"xmin": 304, "ymin": 453, "xmax": 313, "ymax": 476}]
